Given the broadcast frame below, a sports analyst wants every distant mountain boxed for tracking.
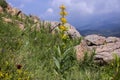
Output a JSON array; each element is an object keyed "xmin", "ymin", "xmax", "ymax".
[
  {"xmin": 77, "ymin": 14, "xmax": 120, "ymax": 37},
  {"xmin": 79, "ymin": 29, "xmax": 120, "ymax": 37}
]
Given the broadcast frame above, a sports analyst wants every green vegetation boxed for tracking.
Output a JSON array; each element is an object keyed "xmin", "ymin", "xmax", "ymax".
[
  {"xmin": 0, "ymin": 0, "xmax": 7, "ymax": 9},
  {"xmin": 0, "ymin": 5, "xmax": 120, "ymax": 80}
]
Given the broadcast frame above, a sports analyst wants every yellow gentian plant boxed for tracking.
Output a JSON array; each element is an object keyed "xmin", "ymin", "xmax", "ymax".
[{"xmin": 59, "ymin": 4, "xmax": 68, "ymax": 31}]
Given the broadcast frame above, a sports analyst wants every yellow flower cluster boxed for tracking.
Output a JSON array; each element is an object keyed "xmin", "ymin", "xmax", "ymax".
[
  {"xmin": 60, "ymin": 4, "xmax": 66, "ymax": 10},
  {"xmin": 62, "ymin": 34, "xmax": 68, "ymax": 40},
  {"xmin": 60, "ymin": 11, "xmax": 68, "ymax": 16},
  {"xmin": 60, "ymin": 18, "xmax": 67, "ymax": 24},
  {"xmin": 59, "ymin": 4, "xmax": 68, "ymax": 32},
  {"xmin": 59, "ymin": 4, "xmax": 69, "ymax": 41},
  {"xmin": 0, "ymin": 71, "xmax": 12, "ymax": 79},
  {"xmin": 59, "ymin": 25, "xmax": 67, "ymax": 31},
  {"xmin": 59, "ymin": 4, "xmax": 68, "ymax": 24},
  {"xmin": 0, "ymin": 71, "xmax": 4, "ymax": 78}
]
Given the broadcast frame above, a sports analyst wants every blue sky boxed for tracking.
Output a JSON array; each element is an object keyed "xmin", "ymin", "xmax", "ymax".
[{"xmin": 6, "ymin": 0, "xmax": 120, "ymax": 29}]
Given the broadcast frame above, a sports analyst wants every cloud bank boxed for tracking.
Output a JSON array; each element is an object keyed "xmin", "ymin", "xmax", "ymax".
[{"xmin": 51, "ymin": 0, "xmax": 120, "ymax": 15}]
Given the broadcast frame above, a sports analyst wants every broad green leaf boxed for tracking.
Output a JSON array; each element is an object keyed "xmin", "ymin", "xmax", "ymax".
[
  {"xmin": 62, "ymin": 48, "xmax": 71, "ymax": 60},
  {"xmin": 53, "ymin": 57, "xmax": 60, "ymax": 70}
]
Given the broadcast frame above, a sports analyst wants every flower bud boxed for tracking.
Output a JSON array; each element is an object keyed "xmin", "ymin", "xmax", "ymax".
[
  {"xmin": 60, "ymin": 4, "xmax": 66, "ymax": 10},
  {"xmin": 60, "ymin": 17, "xmax": 67, "ymax": 23},
  {"xmin": 60, "ymin": 11, "xmax": 68, "ymax": 16},
  {"xmin": 59, "ymin": 25, "xmax": 67, "ymax": 31}
]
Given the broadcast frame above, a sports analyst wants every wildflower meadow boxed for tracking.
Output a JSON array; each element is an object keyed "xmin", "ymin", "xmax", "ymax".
[{"xmin": 0, "ymin": 2, "xmax": 120, "ymax": 80}]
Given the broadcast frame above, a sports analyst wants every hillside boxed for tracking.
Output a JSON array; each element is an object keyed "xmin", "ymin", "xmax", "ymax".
[
  {"xmin": 0, "ymin": 0, "xmax": 120, "ymax": 80},
  {"xmin": 0, "ymin": 1, "xmax": 80, "ymax": 79}
]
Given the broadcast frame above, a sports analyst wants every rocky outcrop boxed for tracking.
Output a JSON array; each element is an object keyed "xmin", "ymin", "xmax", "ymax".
[
  {"xmin": 45, "ymin": 21, "xmax": 81, "ymax": 38},
  {"xmin": 76, "ymin": 34, "xmax": 120, "ymax": 64},
  {"xmin": 64, "ymin": 23, "xmax": 81, "ymax": 39},
  {"xmin": 85, "ymin": 34, "xmax": 106, "ymax": 46},
  {"xmin": 106, "ymin": 37, "xmax": 120, "ymax": 43},
  {"xmin": 84, "ymin": 34, "xmax": 120, "ymax": 64}
]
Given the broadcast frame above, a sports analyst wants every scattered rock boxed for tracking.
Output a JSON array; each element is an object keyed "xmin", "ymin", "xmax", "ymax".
[
  {"xmin": 85, "ymin": 34, "xmax": 106, "ymax": 46},
  {"xmin": 75, "ymin": 40, "xmax": 89, "ymax": 61},
  {"xmin": 15, "ymin": 20, "xmax": 25, "ymax": 30},
  {"xmin": 44, "ymin": 21, "xmax": 58, "ymax": 29},
  {"xmin": 0, "ymin": 6, "xmax": 3, "ymax": 13},
  {"xmin": 43, "ymin": 21, "xmax": 81, "ymax": 39},
  {"xmin": 18, "ymin": 22, "xmax": 24, "ymax": 30},
  {"xmin": 6, "ymin": 4, "xmax": 12, "ymax": 13},
  {"xmin": 95, "ymin": 42, "xmax": 120, "ymax": 53},
  {"xmin": 31, "ymin": 23, "xmax": 41, "ymax": 31},
  {"xmin": 2, "ymin": 17, "xmax": 12, "ymax": 23},
  {"xmin": 106, "ymin": 37, "xmax": 120, "ymax": 43},
  {"xmin": 17, "ymin": 11, "xmax": 26, "ymax": 20},
  {"xmin": 29, "ymin": 14, "xmax": 40, "ymax": 23},
  {"xmin": 11, "ymin": 8, "xmax": 20, "ymax": 16},
  {"xmin": 94, "ymin": 52, "xmax": 113, "ymax": 64},
  {"xmin": 7, "ymin": 7, "xmax": 19, "ymax": 16},
  {"xmin": 64, "ymin": 23, "xmax": 81, "ymax": 39},
  {"xmin": 6, "ymin": 5, "xmax": 25, "ymax": 18}
]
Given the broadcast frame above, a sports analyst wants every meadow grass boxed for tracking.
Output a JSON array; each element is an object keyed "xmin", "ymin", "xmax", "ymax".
[{"xmin": 0, "ymin": 8, "xmax": 120, "ymax": 80}]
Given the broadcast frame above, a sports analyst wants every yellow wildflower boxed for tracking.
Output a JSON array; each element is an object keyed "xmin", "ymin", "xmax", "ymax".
[
  {"xmin": 24, "ymin": 71, "xmax": 28, "ymax": 75},
  {"xmin": 17, "ymin": 69, "xmax": 22, "ymax": 74},
  {"xmin": 59, "ymin": 25, "xmax": 67, "ymax": 31},
  {"xmin": 60, "ymin": 4, "xmax": 66, "ymax": 10},
  {"xmin": 60, "ymin": 18, "xmax": 67, "ymax": 23},
  {"xmin": 62, "ymin": 34, "xmax": 68, "ymax": 40},
  {"xmin": 0, "ymin": 71, "xmax": 4, "ymax": 78},
  {"xmin": 5, "ymin": 73, "xmax": 9, "ymax": 77},
  {"xmin": 5, "ymin": 72, "xmax": 12, "ymax": 79},
  {"xmin": 5, "ymin": 61, "xmax": 9, "ymax": 66},
  {"xmin": 26, "ymin": 76, "xmax": 30, "ymax": 80},
  {"xmin": 18, "ymin": 78, "xmax": 22, "ymax": 80},
  {"xmin": 60, "ymin": 11, "xmax": 68, "ymax": 16}
]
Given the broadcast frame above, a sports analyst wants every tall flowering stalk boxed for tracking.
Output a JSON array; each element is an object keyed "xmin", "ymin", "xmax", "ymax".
[
  {"xmin": 59, "ymin": 4, "xmax": 68, "ymax": 31},
  {"xmin": 58, "ymin": 4, "xmax": 69, "ymax": 41},
  {"xmin": 53, "ymin": 5, "xmax": 76, "ymax": 77}
]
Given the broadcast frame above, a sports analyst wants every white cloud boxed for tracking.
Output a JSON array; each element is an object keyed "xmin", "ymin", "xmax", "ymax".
[
  {"xmin": 51, "ymin": 0, "xmax": 120, "ymax": 15},
  {"xmin": 46, "ymin": 8, "xmax": 54, "ymax": 13},
  {"xmin": 72, "ymin": 2, "xmax": 94, "ymax": 14},
  {"xmin": 8, "ymin": 2, "xmax": 13, "ymax": 7},
  {"xmin": 51, "ymin": 0, "xmax": 94, "ymax": 15},
  {"xmin": 40, "ymin": 8, "xmax": 55, "ymax": 20}
]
